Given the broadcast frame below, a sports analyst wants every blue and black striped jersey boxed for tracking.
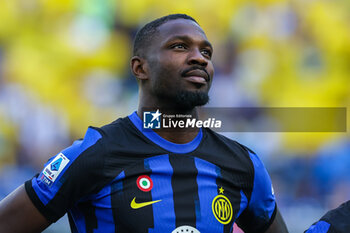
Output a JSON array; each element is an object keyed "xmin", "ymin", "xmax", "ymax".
[
  {"xmin": 25, "ymin": 111, "xmax": 276, "ymax": 233},
  {"xmin": 305, "ymin": 201, "xmax": 350, "ymax": 233}
]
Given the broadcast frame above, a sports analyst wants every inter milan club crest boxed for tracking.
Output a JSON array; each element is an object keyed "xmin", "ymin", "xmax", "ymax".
[
  {"xmin": 212, "ymin": 187, "xmax": 233, "ymax": 225},
  {"xmin": 136, "ymin": 175, "xmax": 153, "ymax": 192}
]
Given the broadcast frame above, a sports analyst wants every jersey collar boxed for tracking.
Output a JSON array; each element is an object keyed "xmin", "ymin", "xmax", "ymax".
[{"xmin": 128, "ymin": 111, "xmax": 202, "ymax": 154}]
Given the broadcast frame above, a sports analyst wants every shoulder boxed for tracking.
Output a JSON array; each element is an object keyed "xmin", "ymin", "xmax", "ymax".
[
  {"xmin": 203, "ymin": 128, "xmax": 256, "ymax": 161},
  {"xmin": 201, "ymin": 128, "xmax": 272, "ymax": 186},
  {"xmin": 198, "ymin": 128, "xmax": 260, "ymax": 186},
  {"xmin": 94, "ymin": 115, "xmax": 131, "ymax": 140},
  {"xmin": 52, "ymin": 116, "xmax": 132, "ymax": 177},
  {"xmin": 96, "ymin": 115, "xmax": 144, "ymax": 147},
  {"xmin": 310, "ymin": 200, "xmax": 350, "ymax": 233}
]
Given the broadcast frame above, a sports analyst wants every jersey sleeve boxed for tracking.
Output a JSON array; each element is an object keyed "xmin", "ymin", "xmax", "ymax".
[
  {"xmin": 305, "ymin": 221, "xmax": 331, "ymax": 233},
  {"xmin": 24, "ymin": 127, "xmax": 106, "ymax": 222},
  {"xmin": 236, "ymin": 151, "xmax": 277, "ymax": 233},
  {"xmin": 305, "ymin": 200, "xmax": 350, "ymax": 233}
]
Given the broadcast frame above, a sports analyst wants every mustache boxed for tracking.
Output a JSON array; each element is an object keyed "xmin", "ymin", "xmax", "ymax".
[{"xmin": 181, "ymin": 66, "xmax": 210, "ymax": 80}]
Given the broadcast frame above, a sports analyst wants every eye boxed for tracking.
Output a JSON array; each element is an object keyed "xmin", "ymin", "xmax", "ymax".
[
  {"xmin": 201, "ymin": 49, "xmax": 212, "ymax": 58},
  {"xmin": 171, "ymin": 43, "xmax": 187, "ymax": 50}
]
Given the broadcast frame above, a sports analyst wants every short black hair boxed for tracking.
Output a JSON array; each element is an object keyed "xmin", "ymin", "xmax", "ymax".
[{"xmin": 133, "ymin": 14, "xmax": 199, "ymax": 58}]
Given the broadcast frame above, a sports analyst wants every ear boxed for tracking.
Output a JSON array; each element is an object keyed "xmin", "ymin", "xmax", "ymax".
[{"xmin": 130, "ymin": 56, "xmax": 149, "ymax": 81}]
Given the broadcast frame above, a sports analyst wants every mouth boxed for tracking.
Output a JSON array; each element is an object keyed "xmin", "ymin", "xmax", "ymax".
[{"xmin": 182, "ymin": 69, "xmax": 209, "ymax": 85}]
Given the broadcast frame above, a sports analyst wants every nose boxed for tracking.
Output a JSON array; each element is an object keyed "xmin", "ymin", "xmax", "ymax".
[{"xmin": 187, "ymin": 48, "xmax": 208, "ymax": 67}]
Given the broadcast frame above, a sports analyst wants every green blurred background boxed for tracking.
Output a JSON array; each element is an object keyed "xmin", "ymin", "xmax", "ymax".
[{"xmin": 0, "ymin": 0, "xmax": 349, "ymax": 232}]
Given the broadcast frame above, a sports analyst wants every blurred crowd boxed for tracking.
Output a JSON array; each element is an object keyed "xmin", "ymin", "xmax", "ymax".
[{"xmin": 0, "ymin": 0, "xmax": 350, "ymax": 232}]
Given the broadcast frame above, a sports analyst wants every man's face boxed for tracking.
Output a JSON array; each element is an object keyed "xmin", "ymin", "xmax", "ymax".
[{"xmin": 145, "ymin": 19, "xmax": 214, "ymax": 110}]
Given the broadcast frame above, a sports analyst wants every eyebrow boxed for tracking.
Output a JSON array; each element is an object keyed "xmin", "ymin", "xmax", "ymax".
[{"xmin": 164, "ymin": 35, "xmax": 213, "ymax": 50}]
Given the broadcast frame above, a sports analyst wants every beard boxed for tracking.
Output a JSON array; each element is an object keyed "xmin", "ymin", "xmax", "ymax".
[
  {"xmin": 173, "ymin": 89, "xmax": 209, "ymax": 110},
  {"xmin": 148, "ymin": 59, "xmax": 211, "ymax": 111},
  {"xmin": 154, "ymin": 87, "xmax": 209, "ymax": 111}
]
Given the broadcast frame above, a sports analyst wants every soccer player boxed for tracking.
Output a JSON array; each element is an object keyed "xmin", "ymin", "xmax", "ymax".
[
  {"xmin": 305, "ymin": 200, "xmax": 350, "ymax": 233},
  {"xmin": 0, "ymin": 14, "xmax": 288, "ymax": 233}
]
